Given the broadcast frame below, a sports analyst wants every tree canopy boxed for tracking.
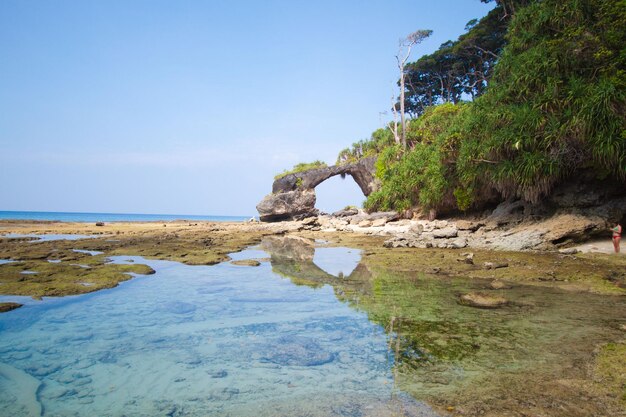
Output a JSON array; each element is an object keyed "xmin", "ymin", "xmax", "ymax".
[{"xmin": 343, "ymin": 0, "xmax": 626, "ymax": 215}]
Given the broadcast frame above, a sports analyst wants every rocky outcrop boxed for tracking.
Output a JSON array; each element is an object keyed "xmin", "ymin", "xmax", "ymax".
[
  {"xmin": 256, "ymin": 189, "xmax": 317, "ymax": 222},
  {"xmin": 257, "ymin": 157, "xmax": 378, "ymax": 222}
]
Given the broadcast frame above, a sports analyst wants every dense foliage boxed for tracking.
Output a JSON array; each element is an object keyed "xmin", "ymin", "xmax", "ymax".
[{"xmin": 360, "ymin": 0, "xmax": 626, "ymax": 213}]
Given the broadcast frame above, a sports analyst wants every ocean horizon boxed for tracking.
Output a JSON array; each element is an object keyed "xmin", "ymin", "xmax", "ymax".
[{"xmin": 0, "ymin": 210, "xmax": 251, "ymax": 223}]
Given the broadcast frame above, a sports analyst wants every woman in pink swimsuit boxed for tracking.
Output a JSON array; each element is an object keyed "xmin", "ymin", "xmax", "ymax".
[{"xmin": 612, "ymin": 223, "xmax": 622, "ymax": 253}]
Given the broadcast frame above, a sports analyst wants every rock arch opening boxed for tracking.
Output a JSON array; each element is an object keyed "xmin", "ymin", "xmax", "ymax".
[{"xmin": 314, "ymin": 174, "xmax": 365, "ymax": 215}]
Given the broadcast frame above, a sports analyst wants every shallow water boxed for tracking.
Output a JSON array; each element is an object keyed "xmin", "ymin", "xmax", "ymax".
[
  {"xmin": 1, "ymin": 233, "xmax": 102, "ymax": 242},
  {"xmin": 0, "ymin": 245, "xmax": 437, "ymax": 417},
  {"xmin": 1, "ymin": 236, "xmax": 624, "ymax": 416}
]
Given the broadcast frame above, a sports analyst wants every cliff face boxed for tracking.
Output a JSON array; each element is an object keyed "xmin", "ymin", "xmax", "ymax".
[{"xmin": 257, "ymin": 157, "xmax": 378, "ymax": 222}]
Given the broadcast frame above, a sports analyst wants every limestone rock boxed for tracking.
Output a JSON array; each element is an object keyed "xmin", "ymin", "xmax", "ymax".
[
  {"xmin": 256, "ymin": 189, "xmax": 317, "ymax": 222},
  {"xmin": 272, "ymin": 157, "xmax": 378, "ymax": 195},
  {"xmin": 432, "ymin": 227, "xmax": 458, "ymax": 238},
  {"xmin": 259, "ymin": 157, "xmax": 380, "ymax": 222},
  {"xmin": 448, "ymin": 237, "xmax": 468, "ymax": 249},
  {"xmin": 332, "ymin": 208, "xmax": 359, "ymax": 217},
  {"xmin": 371, "ymin": 218, "xmax": 387, "ymax": 227}
]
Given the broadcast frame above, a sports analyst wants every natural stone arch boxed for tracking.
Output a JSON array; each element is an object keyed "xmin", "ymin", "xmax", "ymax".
[{"xmin": 256, "ymin": 157, "xmax": 378, "ymax": 222}]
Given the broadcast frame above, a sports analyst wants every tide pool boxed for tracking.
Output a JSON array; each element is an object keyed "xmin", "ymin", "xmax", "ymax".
[{"xmin": 0, "ymin": 245, "xmax": 437, "ymax": 417}]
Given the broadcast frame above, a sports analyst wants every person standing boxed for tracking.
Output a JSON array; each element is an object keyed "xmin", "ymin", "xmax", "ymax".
[{"xmin": 612, "ymin": 223, "xmax": 622, "ymax": 253}]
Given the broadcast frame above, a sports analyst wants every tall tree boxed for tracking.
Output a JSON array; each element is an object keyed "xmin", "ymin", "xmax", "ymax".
[{"xmin": 393, "ymin": 29, "xmax": 432, "ymax": 150}]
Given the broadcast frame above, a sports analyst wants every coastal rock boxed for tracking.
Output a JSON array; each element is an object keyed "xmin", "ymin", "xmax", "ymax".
[
  {"xmin": 368, "ymin": 211, "xmax": 400, "ymax": 222},
  {"xmin": 371, "ymin": 218, "xmax": 387, "ymax": 227},
  {"xmin": 0, "ymin": 302, "xmax": 23, "ymax": 313},
  {"xmin": 258, "ymin": 157, "xmax": 378, "ymax": 222},
  {"xmin": 272, "ymin": 157, "xmax": 378, "ymax": 195},
  {"xmin": 483, "ymin": 261, "xmax": 509, "ymax": 270},
  {"xmin": 332, "ymin": 208, "xmax": 359, "ymax": 217},
  {"xmin": 459, "ymin": 292, "xmax": 508, "ymax": 309},
  {"xmin": 230, "ymin": 259, "xmax": 261, "ymax": 267},
  {"xmin": 448, "ymin": 237, "xmax": 468, "ymax": 249},
  {"xmin": 256, "ymin": 189, "xmax": 317, "ymax": 222},
  {"xmin": 432, "ymin": 227, "xmax": 458, "ymax": 239}
]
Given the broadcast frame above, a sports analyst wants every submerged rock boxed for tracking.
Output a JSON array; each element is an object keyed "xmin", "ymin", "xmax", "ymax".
[
  {"xmin": 230, "ymin": 259, "xmax": 261, "ymax": 267},
  {"xmin": 459, "ymin": 292, "xmax": 508, "ymax": 309},
  {"xmin": 0, "ymin": 302, "xmax": 23, "ymax": 313},
  {"xmin": 259, "ymin": 336, "xmax": 335, "ymax": 366}
]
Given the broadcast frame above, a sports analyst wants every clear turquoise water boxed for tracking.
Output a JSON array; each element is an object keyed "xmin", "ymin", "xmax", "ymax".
[
  {"xmin": 0, "ymin": 246, "xmax": 437, "ymax": 417},
  {"xmin": 0, "ymin": 211, "xmax": 250, "ymax": 223}
]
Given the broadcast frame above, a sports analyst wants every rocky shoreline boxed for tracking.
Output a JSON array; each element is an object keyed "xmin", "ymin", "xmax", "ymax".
[
  {"xmin": 282, "ymin": 196, "xmax": 626, "ymax": 253},
  {"xmin": 255, "ymin": 157, "xmax": 625, "ymax": 253}
]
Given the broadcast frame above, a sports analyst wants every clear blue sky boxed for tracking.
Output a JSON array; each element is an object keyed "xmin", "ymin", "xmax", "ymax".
[{"xmin": 0, "ymin": 0, "xmax": 494, "ymax": 216}]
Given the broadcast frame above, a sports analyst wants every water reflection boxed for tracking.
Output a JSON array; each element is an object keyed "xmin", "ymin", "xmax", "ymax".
[{"xmin": 261, "ymin": 236, "xmax": 626, "ymax": 416}]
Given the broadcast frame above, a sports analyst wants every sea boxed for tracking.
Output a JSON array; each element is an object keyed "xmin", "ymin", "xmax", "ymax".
[{"xmin": 0, "ymin": 210, "xmax": 250, "ymax": 223}]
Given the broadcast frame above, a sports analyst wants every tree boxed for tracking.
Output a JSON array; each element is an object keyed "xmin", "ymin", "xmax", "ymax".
[{"xmin": 392, "ymin": 29, "xmax": 432, "ymax": 150}]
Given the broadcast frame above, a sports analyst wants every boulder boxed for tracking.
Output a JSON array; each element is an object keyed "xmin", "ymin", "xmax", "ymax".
[
  {"xmin": 371, "ymin": 218, "xmax": 387, "ymax": 227},
  {"xmin": 483, "ymin": 262, "xmax": 509, "ymax": 270},
  {"xmin": 433, "ymin": 227, "xmax": 458, "ymax": 238},
  {"xmin": 332, "ymin": 208, "xmax": 359, "ymax": 217},
  {"xmin": 448, "ymin": 237, "xmax": 468, "ymax": 249},
  {"xmin": 368, "ymin": 211, "xmax": 400, "ymax": 222},
  {"xmin": 256, "ymin": 189, "xmax": 317, "ymax": 222}
]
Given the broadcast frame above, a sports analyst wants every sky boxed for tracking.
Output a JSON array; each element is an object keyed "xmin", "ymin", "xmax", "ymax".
[{"xmin": 0, "ymin": 0, "xmax": 494, "ymax": 216}]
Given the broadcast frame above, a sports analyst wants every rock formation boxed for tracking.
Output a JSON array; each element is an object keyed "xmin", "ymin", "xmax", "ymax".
[{"xmin": 257, "ymin": 157, "xmax": 378, "ymax": 222}]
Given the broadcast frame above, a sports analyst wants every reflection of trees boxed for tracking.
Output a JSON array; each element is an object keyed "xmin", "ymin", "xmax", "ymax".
[{"xmin": 260, "ymin": 236, "xmax": 626, "ymax": 415}]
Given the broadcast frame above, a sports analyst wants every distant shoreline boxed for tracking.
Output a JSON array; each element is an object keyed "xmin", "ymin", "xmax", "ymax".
[{"xmin": 0, "ymin": 210, "xmax": 250, "ymax": 223}]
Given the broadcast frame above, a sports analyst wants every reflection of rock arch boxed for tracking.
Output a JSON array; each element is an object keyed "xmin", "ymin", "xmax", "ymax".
[
  {"xmin": 256, "ymin": 157, "xmax": 378, "ymax": 222},
  {"xmin": 260, "ymin": 236, "xmax": 373, "ymax": 295}
]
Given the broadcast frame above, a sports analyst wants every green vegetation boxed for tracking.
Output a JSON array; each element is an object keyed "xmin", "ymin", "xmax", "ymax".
[
  {"xmin": 336, "ymin": 128, "xmax": 394, "ymax": 165},
  {"xmin": 348, "ymin": 0, "xmax": 626, "ymax": 213},
  {"xmin": 274, "ymin": 160, "xmax": 327, "ymax": 180}
]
